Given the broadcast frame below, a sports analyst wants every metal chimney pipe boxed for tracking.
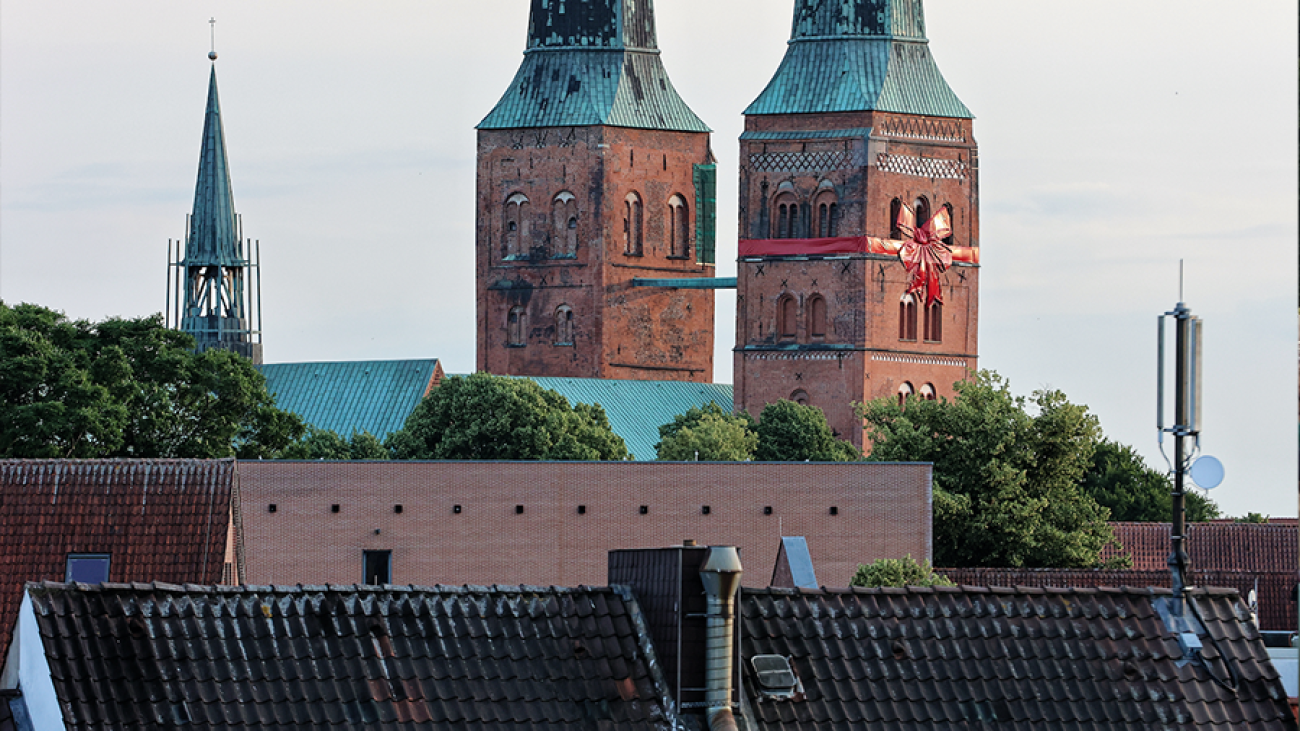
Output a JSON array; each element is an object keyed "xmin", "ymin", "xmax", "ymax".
[{"xmin": 699, "ymin": 546, "xmax": 742, "ymax": 731}]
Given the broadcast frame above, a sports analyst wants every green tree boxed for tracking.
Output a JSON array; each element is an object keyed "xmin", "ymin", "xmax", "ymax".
[
  {"xmin": 0, "ymin": 302, "xmax": 303, "ymax": 459},
  {"xmin": 1081, "ymin": 439, "xmax": 1221, "ymax": 522},
  {"xmin": 655, "ymin": 402, "xmax": 757, "ymax": 461},
  {"xmin": 859, "ymin": 370, "xmax": 1114, "ymax": 568},
  {"xmin": 280, "ymin": 428, "xmax": 391, "ymax": 460},
  {"xmin": 755, "ymin": 399, "xmax": 859, "ymax": 462},
  {"xmin": 851, "ymin": 555, "xmax": 954, "ymax": 588},
  {"xmin": 1234, "ymin": 512, "xmax": 1269, "ymax": 524},
  {"xmin": 386, "ymin": 372, "xmax": 629, "ymax": 461}
]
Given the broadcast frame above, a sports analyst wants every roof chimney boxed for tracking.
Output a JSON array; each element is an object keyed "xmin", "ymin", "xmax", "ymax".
[{"xmin": 699, "ymin": 546, "xmax": 742, "ymax": 731}]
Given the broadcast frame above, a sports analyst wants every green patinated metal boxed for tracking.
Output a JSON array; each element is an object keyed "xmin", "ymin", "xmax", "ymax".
[
  {"xmin": 739, "ymin": 128, "xmax": 873, "ymax": 141},
  {"xmin": 745, "ymin": 0, "xmax": 972, "ymax": 119},
  {"xmin": 693, "ymin": 164, "xmax": 717, "ymax": 265},
  {"xmin": 478, "ymin": 0, "xmax": 709, "ymax": 132},
  {"xmin": 189, "ymin": 67, "xmax": 240, "ymax": 267},
  {"xmin": 631, "ymin": 277, "xmax": 736, "ymax": 290},
  {"xmin": 259, "ymin": 360, "xmax": 442, "ymax": 440},
  {"xmin": 518, "ymin": 376, "xmax": 735, "ymax": 460}
]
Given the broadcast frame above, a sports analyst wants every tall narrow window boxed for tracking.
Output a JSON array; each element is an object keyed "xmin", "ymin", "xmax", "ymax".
[
  {"xmin": 899, "ymin": 294, "xmax": 917, "ymax": 341},
  {"xmin": 924, "ymin": 302, "xmax": 943, "ymax": 342},
  {"xmin": 773, "ymin": 192, "xmax": 799, "ymax": 239},
  {"xmin": 668, "ymin": 195, "xmax": 689, "ymax": 258},
  {"xmin": 814, "ymin": 190, "xmax": 838, "ymax": 238},
  {"xmin": 552, "ymin": 192, "xmax": 578, "ymax": 258},
  {"xmin": 941, "ymin": 203, "xmax": 955, "ymax": 246},
  {"xmin": 363, "ymin": 550, "xmax": 391, "ymax": 585},
  {"xmin": 554, "ymin": 305, "xmax": 574, "ymax": 345},
  {"xmin": 920, "ymin": 383, "xmax": 937, "ymax": 401},
  {"xmin": 898, "ymin": 382, "xmax": 915, "ymax": 408},
  {"xmin": 624, "ymin": 192, "xmax": 644, "ymax": 255},
  {"xmin": 914, "ymin": 197, "xmax": 931, "ymax": 231},
  {"xmin": 889, "ymin": 198, "xmax": 903, "ymax": 239},
  {"xmin": 808, "ymin": 295, "xmax": 827, "ymax": 338},
  {"xmin": 66, "ymin": 553, "xmax": 111, "ymax": 584},
  {"xmin": 508, "ymin": 306, "xmax": 526, "ymax": 347},
  {"xmin": 778, "ymin": 295, "xmax": 797, "ymax": 340},
  {"xmin": 504, "ymin": 193, "xmax": 530, "ymax": 259}
]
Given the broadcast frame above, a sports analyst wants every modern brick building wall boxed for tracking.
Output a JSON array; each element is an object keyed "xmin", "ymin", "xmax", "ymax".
[
  {"xmin": 476, "ymin": 126, "xmax": 716, "ymax": 382},
  {"xmin": 235, "ymin": 460, "xmax": 932, "ymax": 589}
]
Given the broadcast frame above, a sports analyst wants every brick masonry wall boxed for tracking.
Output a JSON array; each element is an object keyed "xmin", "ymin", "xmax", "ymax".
[
  {"xmin": 477, "ymin": 126, "xmax": 715, "ymax": 382},
  {"xmin": 236, "ymin": 461, "xmax": 932, "ymax": 589}
]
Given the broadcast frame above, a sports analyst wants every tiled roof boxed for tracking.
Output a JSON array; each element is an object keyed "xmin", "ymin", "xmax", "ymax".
[
  {"xmin": 23, "ymin": 581, "xmax": 677, "ymax": 730},
  {"xmin": 520, "ymin": 377, "xmax": 735, "ymax": 460},
  {"xmin": 1104, "ymin": 522, "xmax": 1299, "ymax": 573},
  {"xmin": 745, "ymin": 0, "xmax": 972, "ymax": 118},
  {"xmin": 259, "ymin": 359, "xmax": 442, "ymax": 439},
  {"xmin": 740, "ymin": 585, "xmax": 1295, "ymax": 729},
  {"xmin": 0, "ymin": 460, "xmax": 233, "ymax": 662},
  {"xmin": 478, "ymin": 0, "xmax": 708, "ymax": 132}
]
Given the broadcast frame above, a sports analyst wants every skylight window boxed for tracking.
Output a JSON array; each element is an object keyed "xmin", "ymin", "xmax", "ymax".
[
  {"xmin": 65, "ymin": 553, "xmax": 111, "ymax": 584},
  {"xmin": 751, "ymin": 654, "xmax": 803, "ymax": 700}
]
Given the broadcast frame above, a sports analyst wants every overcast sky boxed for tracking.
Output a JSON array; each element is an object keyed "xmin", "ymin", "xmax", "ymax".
[{"xmin": 1, "ymin": 1, "xmax": 1295, "ymax": 518}]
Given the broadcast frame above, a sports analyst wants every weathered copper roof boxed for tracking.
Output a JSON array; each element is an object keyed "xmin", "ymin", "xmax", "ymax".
[
  {"xmin": 478, "ymin": 0, "xmax": 709, "ymax": 132},
  {"xmin": 259, "ymin": 359, "xmax": 443, "ymax": 439},
  {"xmin": 184, "ymin": 65, "xmax": 242, "ymax": 267},
  {"xmin": 19, "ymin": 581, "xmax": 677, "ymax": 729},
  {"xmin": 745, "ymin": 0, "xmax": 972, "ymax": 119},
  {"xmin": 741, "ymin": 585, "xmax": 1294, "ymax": 729},
  {"xmin": 0, "ymin": 459, "xmax": 233, "ymax": 662}
]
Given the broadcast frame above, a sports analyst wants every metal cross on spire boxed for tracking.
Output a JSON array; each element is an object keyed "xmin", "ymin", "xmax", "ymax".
[{"xmin": 208, "ymin": 18, "xmax": 217, "ymax": 61}]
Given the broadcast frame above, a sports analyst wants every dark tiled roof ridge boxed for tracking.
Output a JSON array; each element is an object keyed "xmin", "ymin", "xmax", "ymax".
[
  {"xmin": 24, "ymin": 580, "xmax": 637, "ymax": 597},
  {"xmin": 1, "ymin": 457, "xmax": 234, "ymax": 466},
  {"xmin": 746, "ymin": 584, "xmax": 1241, "ymax": 598}
]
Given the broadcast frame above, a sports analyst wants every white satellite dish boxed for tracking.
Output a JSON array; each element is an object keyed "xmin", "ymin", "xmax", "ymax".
[{"xmin": 1189, "ymin": 455, "xmax": 1225, "ymax": 489}]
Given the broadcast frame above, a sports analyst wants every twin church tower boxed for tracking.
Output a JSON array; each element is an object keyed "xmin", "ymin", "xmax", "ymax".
[{"xmin": 476, "ymin": 0, "xmax": 980, "ymax": 447}]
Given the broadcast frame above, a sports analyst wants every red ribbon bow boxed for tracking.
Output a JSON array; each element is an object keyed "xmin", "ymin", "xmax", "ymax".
[{"xmin": 891, "ymin": 205, "xmax": 954, "ymax": 307}]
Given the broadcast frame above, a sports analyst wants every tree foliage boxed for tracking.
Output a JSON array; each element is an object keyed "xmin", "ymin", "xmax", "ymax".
[
  {"xmin": 851, "ymin": 555, "xmax": 954, "ymax": 588},
  {"xmin": 860, "ymin": 370, "xmax": 1114, "ymax": 568},
  {"xmin": 1081, "ymin": 439, "xmax": 1220, "ymax": 522},
  {"xmin": 386, "ymin": 372, "xmax": 629, "ymax": 461},
  {"xmin": 655, "ymin": 402, "xmax": 757, "ymax": 461},
  {"xmin": 0, "ymin": 302, "xmax": 303, "ymax": 459},
  {"xmin": 280, "ymin": 428, "xmax": 391, "ymax": 460},
  {"xmin": 754, "ymin": 399, "xmax": 860, "ymax": 462}
]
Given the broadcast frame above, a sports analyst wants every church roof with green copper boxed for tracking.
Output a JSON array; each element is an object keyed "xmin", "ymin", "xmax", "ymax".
[
  {"xmin": 745, "ymin": 0, "xmax": 972, "ymax": 119},
  {"xmin": 478, "ymin": 0, "xmax": 709, "ymax": 132},
  {"xmin": 260, "ymin": 360, "xmax": 442, "ymax": 439}
]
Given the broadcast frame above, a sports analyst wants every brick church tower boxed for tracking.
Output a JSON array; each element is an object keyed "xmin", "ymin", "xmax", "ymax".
[
  {"xmin": 734, "ymin": 0, "xmax": 980, "ymax": 449},
  {"xmin": 476, "ymin": 0, "xmax": 718, "ymax": 382}
]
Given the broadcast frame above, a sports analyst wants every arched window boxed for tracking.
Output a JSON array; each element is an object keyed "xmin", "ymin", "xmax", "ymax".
[
  {"xmin": 924, "ymin": 302, "xmax": 943, "ymax": 342},
  {"xmin": 914, "ymin": 196, "xmax": 931, "ymax": 233},
  {"xmin": 941, "ymin": 203, "xmax": 955, "ymax": 246},
  {"xmin": 920, "ymin": 383, "xmax": 937, "ymax": 401},
  {"xmin": 790, "ymin": 389, "xmax": 810, "ymax": 406},
  {"xmin": 898, "ymin": 382, "xmax": 915, "ymax": 408},
  {"xmin": 667, "ymin": 195, "xmax": 689, "ymax": 258},
  {"xmin": 552, "ymin": 192, "xmax": 578, "ymax": 258},
  {"xmin": 898, "ymin": 294, "xmax": 917, "ymax": 341},
  {"xmin": 504, "ymin": 193, "xmax": 530, "ymax": 259},
  {"xmin": 814, "ymin": 189, "xmax": 839, "ymax": 238},
  {"xmin": 777, "ymin": 295, "xmax": 797, "ymax": 340},
  {"xmin": 507, "ymin": 306, "xmax": 527, "ymax": 347},
  {"xmin": 889, "ymin": 198, "xmax": 903, "ymax": 239},
  {"xmin": 808, "ymin": 294, "xmax": 827, "ymax": 338},
  {"xmin": 773, "ymin": 192, "xmax": 799, "ymax": 239},
  {"xmin": 554, "ymin": 305, "xmax": 574, "ymax": 346},
  {"xmin": 624, "ymin": 192, "xmax": 644, "ymax": 256}
]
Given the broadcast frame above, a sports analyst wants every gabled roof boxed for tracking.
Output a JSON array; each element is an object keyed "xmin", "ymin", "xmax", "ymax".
[
  {"xmin": 184, "ymin": 65, "xmax": 241, "ymax": 267},
  {"xmin": 1104, "ymin": 522, "xmax": 1299, "ymax": 573},
  {"xmin": 741, "ymin": 585, "xmax": 1294, "ymax": 729},
  {"xmin": 18, "ymin": 581, "xmax": 677, "ymax": 729},
  {"xmin": 745, "ymin": 0, "xmax": 972, "ymax": 118},
  {"xmin": 259, "ymin": 359, "xmax": 443, "ymax": 439},
  {"xmin": 521, "ymin": 377, "xmax": 734, "ymax": 460},
  {"xmin": 478, "ymin": 0, "xmax": 708, "ymax": 132},
  {"xmin": 0, "ymin": 460, "xmax": 233, "ymax": 662}
]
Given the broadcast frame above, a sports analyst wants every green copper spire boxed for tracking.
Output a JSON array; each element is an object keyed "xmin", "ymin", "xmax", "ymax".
[
  {"xmin": 746, "ymin": 0, "xmax": 972, "ymax": 118},
  {"xmin": 187, "ymin": 65, "xmax": 240, "ymax": 267},
  {"xmin": 478, "ymin": 0, "xmax": 709, "ymax": 132}
]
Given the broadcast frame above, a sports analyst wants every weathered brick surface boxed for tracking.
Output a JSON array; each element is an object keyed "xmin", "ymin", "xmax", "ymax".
[
  {"xmin": 477, "ymin": 126, "xmax": 716, "ymax": 381},
  {"xmin": 735, "ymin": 111, "xmax": 980, "ymax": 447},
  {"xmin": 236, "ymin": 460, "xmax": 931, "ymax": 589}
]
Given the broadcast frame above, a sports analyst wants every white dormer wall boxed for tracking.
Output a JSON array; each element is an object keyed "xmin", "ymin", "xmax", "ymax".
[{"xmin": 0, "ymin": 591, "xmax": 64, "ymax": 730}]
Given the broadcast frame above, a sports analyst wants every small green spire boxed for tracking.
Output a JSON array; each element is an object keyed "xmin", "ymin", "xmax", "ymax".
[{"xmin": 187, "ymin": 65, "xmax": 240, "ymax": 266}]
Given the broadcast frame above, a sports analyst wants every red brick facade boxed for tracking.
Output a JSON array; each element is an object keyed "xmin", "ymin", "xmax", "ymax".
[
  {"xmin": 476, "ymin": 126, "xmax": 716, "ymax": 381},
  {"xmin": 234, "ymin": 460, "xmax": 932, "ymax": 589},
  {"xmin": 734, "ymin": 112, "xmax": 980, "ymax": 448}
]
